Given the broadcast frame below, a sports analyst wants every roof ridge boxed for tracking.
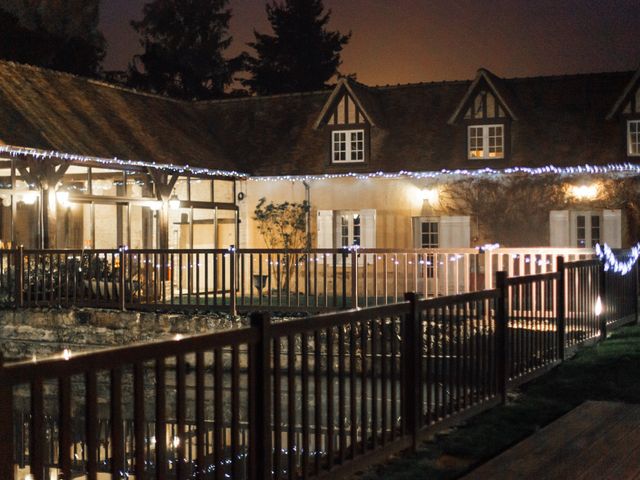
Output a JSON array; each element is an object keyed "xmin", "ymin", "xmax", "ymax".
[
  {"xmin": 501, "ymin": 69, "xmax": 635, "ymax": 82},
  {"xmin": 195, "ymin": 87, "xmax": 331, "ymax": 105},
  {"xmin": 361, "ymin": 69, "xmax": 637, "ymax": 91},
  {"xmin": 0, "ymin": 60, "xmax": 190, "ymax": 103}
]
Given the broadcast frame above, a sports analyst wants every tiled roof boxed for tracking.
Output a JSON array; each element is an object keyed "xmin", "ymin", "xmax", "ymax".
[
  {"xmin": 0, "ymin": 60, "xmax": 635, "ymax": 177},
  {"xmin": 0, "ymin": 61, "xmax": 237, "ymax": 173}
]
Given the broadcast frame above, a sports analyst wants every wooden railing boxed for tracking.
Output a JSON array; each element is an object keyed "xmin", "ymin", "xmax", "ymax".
[
  {"xmin": 0, "ymin": 246, "xmax": 593, "ymax": 314},
  {"xmin": 0, "ymin": 257, "xmax": 636, "ymax": 480}
]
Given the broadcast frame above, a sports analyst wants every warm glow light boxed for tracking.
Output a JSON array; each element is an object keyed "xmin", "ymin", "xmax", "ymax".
[
  {"xmin": 62, "ymin": 348, "xmax": 71, "ymax": 360},
  {"xmin": 1, "ymin": 195, "xmax": 10, "ymax": 207},
  {"xmin": 174, "ymin": 334, "xmax": 183, "ymax": 341},
  {"xmin": 421, "ymin": 188, "xmax": 439, "ymax": 205},
  {"xmin": 147, "ymin": 200, "xmax": 162, "ymax": 211},
  {"xmin": 172, "ymin": 436, "xmax": 180, "ymax": 448},
  {"xmin": 595, "ymin": 296, "xmax": 603, "ymax": 316},
  {"xmin": 168, "ymin": 194, "xmax": 181, "ymax": 210},
  {"xmin": 21, "ymin": 191, "xmax": 39, "ymax": 205},
  {"xmin": 56, "ymin": 190, "xmax": 70, "ymax": 207},
  {"xmin": 569, "ymin": 184, "xmax": 599, "ymax": 200}
]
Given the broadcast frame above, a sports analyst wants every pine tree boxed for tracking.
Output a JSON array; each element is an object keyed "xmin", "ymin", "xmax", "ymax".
[
  {"xmin": 129, "ymin": 0, "xmax": 240, "ymax": 100},
  {"xmin": 243, "ymin": 0, "xmax": 351, "ymax": 95},
  {"xmin": 0, "ymin": 0, "xmax": 105, "ymax": 77}
]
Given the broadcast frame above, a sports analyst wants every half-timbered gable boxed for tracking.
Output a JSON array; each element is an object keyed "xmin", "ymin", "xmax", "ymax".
[
  {"xmin": 313, "ymin": 78, "xmax": 378, "ymax": 165},
  {"xmin": 607, "ymin": 66, "xmax": 640, "ymax": 157},
  {"xmin": 448, "ymin": 69, "xmax": 517, "ymax": 161}
]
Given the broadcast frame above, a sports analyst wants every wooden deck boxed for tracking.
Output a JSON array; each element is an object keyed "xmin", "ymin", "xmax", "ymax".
[{"xmin": 462, "ymin": 401, "xmax": 640, "ymax": 479}]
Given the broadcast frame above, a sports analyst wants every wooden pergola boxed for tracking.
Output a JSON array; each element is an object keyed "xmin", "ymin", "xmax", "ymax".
[{"xmin": 0, "ymin": 150, "xmax": 242, "ymax": 250}]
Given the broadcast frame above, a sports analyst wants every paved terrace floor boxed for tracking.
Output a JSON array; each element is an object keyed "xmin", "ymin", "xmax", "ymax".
[{"xmin": 462, "ymin": 401, "xmax": 640, "ymax": 479}]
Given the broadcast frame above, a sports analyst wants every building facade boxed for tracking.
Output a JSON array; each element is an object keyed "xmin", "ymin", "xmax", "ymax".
[{"xmin": 0, "ymin": 61, "xmax": 639, "ymax": 251}]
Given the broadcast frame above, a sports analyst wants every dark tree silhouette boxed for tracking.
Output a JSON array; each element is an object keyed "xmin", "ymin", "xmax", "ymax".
[
  {"xmin": 0, "ymin": 2, "xmax": 105, "ymax": 77},
  {"xmin": 129, "ymin": 0, "xmax": 241, "ymax": 100},
  {"xmin": 243, "ymin": 0, "xmax": 351, "ymax": 95}
]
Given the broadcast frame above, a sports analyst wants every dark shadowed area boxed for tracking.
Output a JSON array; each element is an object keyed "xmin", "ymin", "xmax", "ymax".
[{"xmin": 100, "ymin": 0, "xmax": 640, "ymax": 85}]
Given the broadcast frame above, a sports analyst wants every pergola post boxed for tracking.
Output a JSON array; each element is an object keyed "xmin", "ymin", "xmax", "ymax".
[
  {"xmin": 148, "ymin": 169, "xmax": 179, "ymax": 250},
  {"xmin": 17, "ymin": 159, "xmax": 68, "ymax": 249}
]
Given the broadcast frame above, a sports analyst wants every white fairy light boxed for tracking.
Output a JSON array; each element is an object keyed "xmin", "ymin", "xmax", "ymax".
[
  {"xmin": 595, "ymin": 243, "xmax": 640, "ymax": 276},
  {"xmin": 0, "ymin": 145, "xmax": 247, "ymax": 179}
]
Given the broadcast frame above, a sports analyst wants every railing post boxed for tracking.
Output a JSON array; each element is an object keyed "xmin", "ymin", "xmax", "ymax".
[
  {"xmin": 15, "ymin": 245, "xmax": 23, "ymax": 308},
  {"xmin": 119, "ymin": 248, "xmax": 126, "ymax": 312},
  {"xmin": 556, "ymin": 257, "xmax": 566, "ymax": 360},
  {"xmin": 0, "ymin": 353, "xmax": 14, "ymax": 479},
  {"xmin": 402, "ymin": 292, "xmax": 421, "ymax": 450},
  {"xmin": 635, "ymin": 262, "xmax": 639, "ymax": 325},
  {"xmin": 249, "ymin": 312, "xmax": 272, "ymax": 480},
  {"xmin": 495, "ymin": 271, "xmax": 509, "ymax": 404},
  {"xmin": 230, "ymin": 246, "xmax": 237, "ymax": 316},
  {"xmin": 599, "ymin": 262, "xmax": 607, "ymax": 341},
  {"xmin": 351, "ymin": 249, "xmax": 358, "ymax": 309},
  {"xmin": 341, "ymin": 249, "xmax": 348, "ymax": 309}
]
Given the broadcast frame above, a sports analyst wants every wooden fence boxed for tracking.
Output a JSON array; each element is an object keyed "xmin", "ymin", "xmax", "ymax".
[
  {"xmin": 0, "ymin": 246, "xmax": 592, "ymax": 313},
  {"xmin": 0, "ymin": 257, "xmax": 637, "ymax": 479}
]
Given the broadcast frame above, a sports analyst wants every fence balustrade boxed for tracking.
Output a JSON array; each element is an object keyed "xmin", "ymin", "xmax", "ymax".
[
  {"xmin": 0, "ymin": 257, "xmax": 636, "ymax": 479},
  {"xmin": 0, "ymin": 247, "xmax": 593, "ymax": 314}
]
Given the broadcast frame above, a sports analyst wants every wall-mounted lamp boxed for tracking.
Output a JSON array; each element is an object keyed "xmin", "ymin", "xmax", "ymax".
[
  {"xmin": 0, "ymin": 195, "xmax": 11, "ymax": 207},
  {"xmin": 21, "ymin": 190, "xmax": 39, "ymax": 205},
  {"xmin": 168, "ymin": 194, "xmax": 181, "ymax": 210},
  {"xmin": 56, "ymin": 190, "xmax": 71, "ymax": 208},
  {"xmin": 147, "ymin": 200, "xmax": 162, "ymax": 211},
  {"xmin": 568, "ymin": 184, "xmax": 599, "ymax": 200},
  {"xmin": 421, "ymin": 188, "xmax": 439, "ymax": 205}
]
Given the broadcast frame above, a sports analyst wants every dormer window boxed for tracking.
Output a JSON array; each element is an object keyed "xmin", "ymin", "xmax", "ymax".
[
  {"xmin": 332, "ymin": 129, "xmax": 365, "ymax": 163},
  {"xmin": 628, "ymin": 120, "xmax": 640, "ymax": 156},
  {"xmin": 468, "ymin": 124, "xmax": 504, "ymax": 159}
]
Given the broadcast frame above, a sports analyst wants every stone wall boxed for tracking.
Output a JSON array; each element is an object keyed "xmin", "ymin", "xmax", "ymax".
[{"xmin": 0, "ymin": 308, "xmax": 242, "ymax": 361}]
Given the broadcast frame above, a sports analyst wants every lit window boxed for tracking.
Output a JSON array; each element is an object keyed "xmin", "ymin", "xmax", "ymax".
[
  {"xmin": 628, "ymin": 120, "xmax": 640, "ymax": 156},
  {"xmin": 468, "ymin": 124, "xmax": 504, "ymax": 159},
  {"xmin": 332, "ymin": 130, "xmax": 365, "ymax": 163},
  {"xmin": 340, "ymin": 213, "xmax": 361, "ymax": 246},
  {"xmin": 420, "ymin": 220, "xmax": 438, "ymax": 278},
  {"xmin": 576, "ymin": 213, "xmax": 601, "ymax": 248},
  {"xmin": 420, "ymin": 221, "xmax": 439, "ymax": 248}
]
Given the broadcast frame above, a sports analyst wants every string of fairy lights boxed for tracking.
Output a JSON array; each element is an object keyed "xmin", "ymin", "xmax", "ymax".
[
  {"xmin": 4, "ymin": 144, "xmax": 640, "ymax": 183},
  {"xmin": 3, "ymin": 145, "xmax": 640, "ymax": 275},
  {"xmin": 596, "ymin": 242, "xmax": 640, "ymax": 275}
]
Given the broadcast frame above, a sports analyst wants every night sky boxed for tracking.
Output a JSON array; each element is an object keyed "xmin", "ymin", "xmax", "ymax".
[{"xmin": 100, "ymin": 0, "xmax": 640, "ymax": 86}]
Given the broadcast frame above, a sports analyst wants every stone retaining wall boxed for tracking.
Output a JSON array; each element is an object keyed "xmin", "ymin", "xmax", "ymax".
[{"xmin": 0, "ymin": 308, "xmax": 242, "ymax": 361}]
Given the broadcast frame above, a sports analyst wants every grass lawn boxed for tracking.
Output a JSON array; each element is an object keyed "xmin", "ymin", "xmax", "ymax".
[{"xmin": 360, "ymin": 323, "xmax": 640, "ymax": 480}]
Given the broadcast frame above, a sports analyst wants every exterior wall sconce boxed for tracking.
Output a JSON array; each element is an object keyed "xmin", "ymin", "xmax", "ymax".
[
  {"xmin": 568, "ymin": 184, "xmax": 599, "ymax": 200},
  {"xmin": 147, "ymin": 200, "xmax": 162, "ymax": 211},
  {"xmin": 21, "ymin": 190, "xmax": 39, "ymax": 205},
  {"xmin": 56, "ymin": 190, "xmax": 71, "ymax": 207},
  {"xmin": 421, "ymin": 188, "xmax": 439, "ymax": 205},
  {"xmin": 168, "ymin": 194, "xmax": 181, "ymax": 210},
  {"xmin": 0, "ymin": 195, "xmax": 11, "ymax": 207}
]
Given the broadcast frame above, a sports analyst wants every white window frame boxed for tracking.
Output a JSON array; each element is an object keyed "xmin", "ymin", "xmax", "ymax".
[
  {"xmin": 332, "ymin": 129, "xmax": 365, "ymax": 163},
  {"xmin": 628, "ymin": 120, "xmax": 640, "ymax": 156},
  {"xmin": 468, "ymin": 124, "xmax": 504, "ymax": 159},
  {"xmin": 571, "ymin": 211, "xmax": 602, "ymax": 248},
  {"xmin": 418, "ymin": 218, "xmax": 439, "ymax": 278},
  {"xmin": 419, "ymin": 219, "xmax": 439, "ymax": 248},
  {"xmin": 337, "ymin": 211, "xmax": 361, "ymax": 247}
]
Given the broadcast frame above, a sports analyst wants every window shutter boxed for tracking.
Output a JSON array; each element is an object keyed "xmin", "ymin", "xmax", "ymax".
[
  {"xmin": 549, "ymin": 210, "xmax": 570, "ymax": 247},
  {"xmin": 602, "ymin": 209, "xmax": 622, "ymax": 248},
  {"xmin": 316, "ymin": 210, "xmax": 334, "ymax": 248},
  {"xmin": 412, "ymin": 217, "xmax": 421, "ymax": 248},
  {"xmin": 360, "ymin": 209, "xmax": 376, "ymax": 248},
  {"xmin": 440, "ymin": 216, "xmax": 470, "ymax": 248}
]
